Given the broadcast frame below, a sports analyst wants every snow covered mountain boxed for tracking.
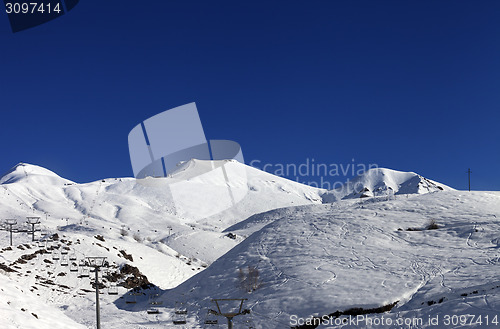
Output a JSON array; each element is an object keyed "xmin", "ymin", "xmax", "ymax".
[
  {"xmin": 0, "ymin": 161, "xmax": 325, "ymax": 263},
  {"xmin": 1, "ymin": 161, "xmax": 480, "ymax": 329},
  {"xmin": 322, "ymin": 168, "xmax": 452, "ymax": 202},
  {"xmin": 152, "ymin": 191, "xmax": 500, "ymax": 329}
]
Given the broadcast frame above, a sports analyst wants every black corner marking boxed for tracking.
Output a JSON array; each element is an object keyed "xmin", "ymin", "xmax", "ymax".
[
  {"xmin": 5, "ymin": 0, "xmax": 79, "ymax": 33},
  {"xmin": 64, "ymin": 0, "xmax": 78, "ymax": 12}
]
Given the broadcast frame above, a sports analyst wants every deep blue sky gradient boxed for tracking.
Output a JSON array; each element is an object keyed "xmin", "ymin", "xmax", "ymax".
[{"xmin": 1, "ymin": 1, "xmax": 499, "ymax": 190}]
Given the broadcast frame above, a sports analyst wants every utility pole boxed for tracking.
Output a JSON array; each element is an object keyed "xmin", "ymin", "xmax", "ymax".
[
  {"xmin": 466, "ymin": 168, "xmax": 472, "ymax": 191},
  {"xmin": 26, "ymin": 217, "xmax": 41, "ymax": 242},
  {"xmin": 87, "ymin": 257, "xmax": 108, "ymax": 329},
  {"xmin": 5, "ymin": 219, "xmax": 17, "ymax": 246}
]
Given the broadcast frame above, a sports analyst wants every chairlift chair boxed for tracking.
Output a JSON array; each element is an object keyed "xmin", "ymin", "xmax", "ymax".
[
  {"xmin": 40, "ymin": 226, "xmax": 49, "ymax": 235},
  {"xmin": 79, "ymin": 266, "xmax": 90, "ymax": 278},
  {"xmin": 125, "ymin": 291, "xmax": 141, "ymax": 304},
  {"xmin": 108, "ymin": 283, "xmax": 119, "ymax": 295},
  {"xmin": 172, "ymin": 301, "xmax": 188, "ymax": 325},
  {"xmin": 70, "ymin": 262, "xmax": 78, "ymax": 272},
  {"xmin": 149, "ymin": 293, "xmax": 163, "ymax": 305},
  {"xmin": 204, "ymin": 309, "xmax": 219, "ymax": 326},
  {"xmin": 60, "ymin": 255, "xmax": 69, "ymax": 266},
  {"xmin": 44, "ymin": 240, "xmax": 52, "ymax": 251},
  {"xmin": 172, "ymin": 312, "xmax": 187, "ymax": 325},
  {"xmin": 147, "ymin": 307, "xmax": 160, "ymax": 314},
  {"xmin": 69, "ymin": 251, "xmax": 77, "ymax": 261},
  {"xmin": 174, "ymin": 301, "xmax": 187, "ymax": 314},
  {"xmin": 52, "ymin": 251, "xmax": 60, "ymax": 260}
]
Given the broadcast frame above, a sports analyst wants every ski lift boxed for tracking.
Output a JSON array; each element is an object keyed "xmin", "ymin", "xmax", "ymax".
[
  {"xmin": 101, "ymin": 267, "xmax": 110, "ymax": 277},
  {"xmin": 172, "ymin": 312, "xmax": 187, "ymax": 325},
  {"xmin": 70, "ymin": 262, "xmax": 78, "ymax": 272},
  {"xmin": 108, "ymin": 283, "xmax": 118, "ymax": 295},
  {"xmin": 174, "ymin": 301, "xmax": 187, "ymax": 314},
  {"xmin": 146, "ymin": 292, "xmax": 162, "ymax": 314},
  {"xmin": 60, "ymin": 255, "xmax": 69, "ymax": 266},
  {"xmin": 172, "ymin": 301, "xmax": 187, "ymax": 325},
  {"xmin": 69, "ymin": 251, "xmax": 77, "ymax": 261},
  {"xmin": 149, "ymin": 293, "xmax": 162, "ymax": 305},
  {"xmin": 237, "ymin": 316, "xmax": 256, "ymax": 329},
  {"xmin": 147, "ymin": 307, "xmax": 160, "ymax": 314},
  {"xmin": 204, "ymin": 309, "xmax": 219, "ymax": 326},
  {"xmin": 44, "ymin": 241, "xmax": 53, "ymax": 253},
  {"xmin": 125, "ymin": 290, "xmax": 141, "ymax": 304},
  {"xmin": 78, "ymin": 262, "xmax": 90, "ymax": 278}
]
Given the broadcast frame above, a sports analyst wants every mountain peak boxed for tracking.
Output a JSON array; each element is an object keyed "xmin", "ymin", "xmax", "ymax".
[
  {"xmin": 0, "ymin": 163, "xmax": 73, "ymax": 185},
  {"xmin": 322, "ymin": 167, "xmax": 452, "ymax": 201}
]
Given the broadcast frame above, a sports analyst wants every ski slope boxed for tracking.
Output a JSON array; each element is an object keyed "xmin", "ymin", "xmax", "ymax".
[
  {"xmin": 154, "ymin": 191, "xmax": 500, "ymax": 329},
  {"xmin": 2, "ymin": 162, "xmax": 498, "ymax": 329}
]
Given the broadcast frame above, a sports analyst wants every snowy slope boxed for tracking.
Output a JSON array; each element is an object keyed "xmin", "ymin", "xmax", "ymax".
[
  {"xmin": 0, "ymin": 161, "xmax": 326, "ymax": 328},
  {"xmin": 322, "ymin": 168, "xmax": 452, "ymax": 201},
  {"xmin": 0, "ymin": 273, "xmax": 87, "ymax": 329},
  {"xmin": 153, "ymin": 191, "xmax": 500, "ymax": 329},
  {"xmin": 0, "ymin": 162, "xmax": 471, "ymax": 329},
  {"xmin": 0, "ymin": 161, "xmax": 324, "ymax": 264}
]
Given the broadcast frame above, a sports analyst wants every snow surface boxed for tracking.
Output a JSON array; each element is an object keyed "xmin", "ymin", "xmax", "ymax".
[
  {"xmin": 2, "ymin": 162, "xmax": 498, "ymax": 329},
  {"xmin": 154, "ymin": 191, "xmax": 500, "ymax": 329}
]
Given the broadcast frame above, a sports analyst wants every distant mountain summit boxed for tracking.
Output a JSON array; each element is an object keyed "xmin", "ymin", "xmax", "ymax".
[
  {"xmin": 1, "ymin": 163, "xmax": 452, "ymax": 207},
  {"xmin": 322, "ymin": 168, "xmax": 452, "ymax": 201},
  {"xmin": 0, "ymin": 163, "xmax": 74, "ymax": 185}
]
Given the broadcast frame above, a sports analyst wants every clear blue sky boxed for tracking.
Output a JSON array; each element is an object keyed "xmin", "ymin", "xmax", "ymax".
[{"xmin": 1, "ymin": 1, "xmax": 499, "ymax": 190}]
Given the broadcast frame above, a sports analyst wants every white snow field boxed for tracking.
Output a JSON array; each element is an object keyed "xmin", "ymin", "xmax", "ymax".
[{"xmin": 1, "ymin": 162, "xmax": 499, "ymax": 329}]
